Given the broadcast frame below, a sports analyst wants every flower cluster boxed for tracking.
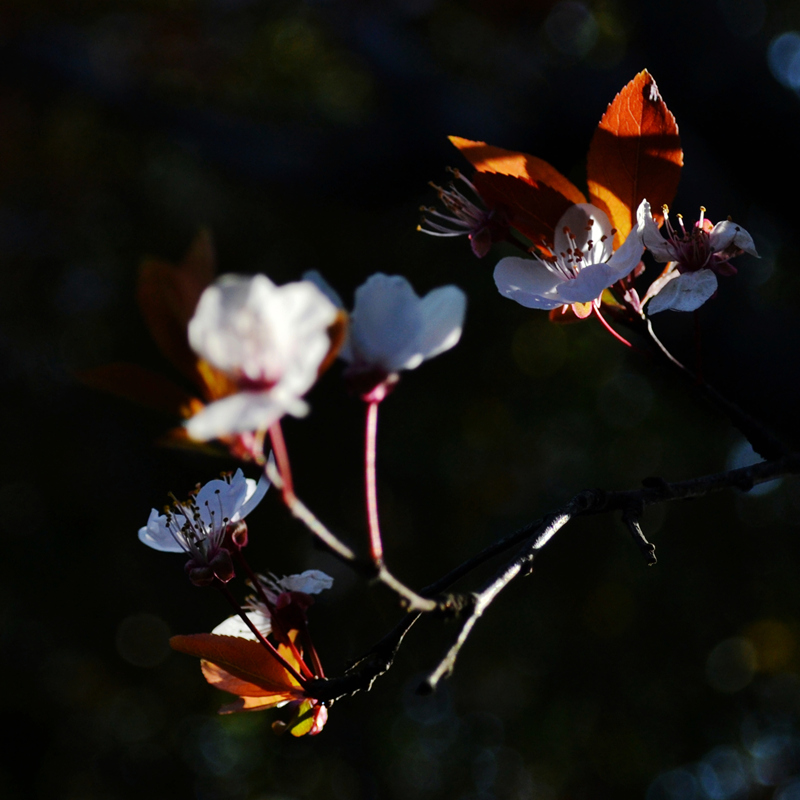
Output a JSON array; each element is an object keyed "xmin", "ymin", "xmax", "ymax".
[
  {"xmin": 422, "ymin": 70, "xmax": 758, "ymax": 330},
  {"xmin": 138, "ymin": 267, "xmax": 467, "ymax": 734}
]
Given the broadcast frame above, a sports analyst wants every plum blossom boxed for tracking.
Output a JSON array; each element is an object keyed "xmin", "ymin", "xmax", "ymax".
[
  {"xmin": 212, "ymin": 570, "xmax": 334, "ymax": 639},
  {"xmin": 342, "ymin": 273, "xmax": 465, "ymax": 385},
  {"xmin": 139, "ymin": 469, "xmax": 268, "ymax": 584},
  {"xmin": 643, "ymin": 204, "xmax": 758, "ymax": 314},
  {"xmin": 493, "ymin": 200, "xmax": 650, "ymax": 311},
  {"xmin": 185, "ymin": 274, "xmax": 339, "ymax": 441},
  {"xmin": 306, "ymin": 272, "xmax": 467, "ymax": 400}
]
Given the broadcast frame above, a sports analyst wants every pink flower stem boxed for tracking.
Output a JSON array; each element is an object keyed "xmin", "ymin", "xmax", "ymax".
[
  {"xmin": 593, "ymin": 306, "xmax": 636, "ymax": 349},
  {"xmin": 365, "ymin": 399, "xmax": 384, "ymax": 566},
  {"xmin": 234, "ymin": 550, "xmax": 315, "ymax": 680},
  {"xmin": 214, "ymin": 580, "xmax": 309, "ymax": 687},
  {"xmin": 269, "ymin": 421, "xmax": 295, "ymax": 504}
]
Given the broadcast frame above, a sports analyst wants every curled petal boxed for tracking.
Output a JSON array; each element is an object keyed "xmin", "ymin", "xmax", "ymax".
[
  {"xmin": 493, "ymin": 257, "xmax": 563, "ymax": 310},
  {"xmin": 603, "ymin": 199, "xmax": 648, "ymax": 279},
  {"xmin": 647, "ymin": 269, "xmax": 718, "ymax": 314},
  {"xmin": 138, "ymin": 508, "xmax": 186, "ymax": 552},
  {"xmin": 709, "ymin": 220, "xmax": 759, "ymax": 257}
]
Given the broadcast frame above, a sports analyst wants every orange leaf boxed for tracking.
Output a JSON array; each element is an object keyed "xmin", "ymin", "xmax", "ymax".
[
  {"xmin": 137, "ymin": 230, "xmax": 216, "ymax": 387},
  {"xmin": 450, "ymin": 137, "xmax": 586, "ymax": 248},
  {"xmin": 77, "ymin": 362, "xmax": 199, "ymax": 417},
  {"xmin": 587, "ymin": 70, "xmax": 682, "ymax": 247},
  {"xmin": 171, "ymin": 634, "xmax": 305, "ymax": 698},
  {"xmin": 449, "ymin": 136, "xmax": 586, "ymax": 205}
]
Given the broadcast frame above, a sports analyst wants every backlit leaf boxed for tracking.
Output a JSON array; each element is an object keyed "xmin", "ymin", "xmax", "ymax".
[
  {"xmin": 587, "ymin": 70, "xmax": 682, "ymax": 247},
  {"xmin": 171, "ymin": 634, "xmax": 305, "ymax": 696},
  {"xmin": 137, "ymin": 229, "xmax": 216, "ymax": 386},
  {"xmin": 450, "ymin": 136, "xmax": 587, "ymax": 248}
]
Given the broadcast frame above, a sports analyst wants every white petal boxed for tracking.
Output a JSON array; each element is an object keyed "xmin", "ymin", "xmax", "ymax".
[
  {"xmin": 603, "ymin": 200, "xmax": 647, "ymax": 280},
  {"xmin": 709, "ymin": 220, "xmax": 759, "ymax": 257},
  {"xmin": 647, "ymin": 269, "xmax": 718, "ymax": 314},
  {"xmin": 185, "ymin": 391, "xmax": 308, "ymax": 441},
  {"xmin": 553, "ymin": 203, "xmax": 613, "ymax": 262},
  {"xmin": 346, "ymin": 274, "xmax": 424, "ymax": 371},
  {"xmin": 277, "ymin": 570, "xmax": 334, "ymax": 595},
  {"xmin": 238, "ymin": 474, "xmax": 270, "ymax": 519},
  {"xmin": 212, "ymin": 610, "xmax": 272, "ymax": 639},
  {"xmin": 408, "ymin": 286, "xmax": 467, "ymax": 367},
  {"xmin": 641, "ymin": 263, "xmax": 679, "ymax": 305},
  {"xmin": 494, "ymin": 257, "xmax": 565, "ymax": 310},
  {"xmin": 555, "ymin": 263, "xmax": 620, "ymax": 304},
  {"xmin": 641, "ymin": 201, "xmax": 675, "ymax": 262},
  {"xmin": 195, "ymin": 470, "xmax": 249, "ymax": 525},
  {"xmin": 138, "ymin": 509, "xmax": 186, "ymax": 553}
]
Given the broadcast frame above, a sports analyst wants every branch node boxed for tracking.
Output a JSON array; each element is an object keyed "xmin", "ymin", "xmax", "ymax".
[
  {"xmin": 575, "ymin": 489, "xmax": 605, "ymax": 512},
  {"xmin": 622, "ymin": 506, "xmax": 657, "ymax": 566},
  {"xmin": 433, "ymin": 592, "xmax": 475, "ymax": 618}
]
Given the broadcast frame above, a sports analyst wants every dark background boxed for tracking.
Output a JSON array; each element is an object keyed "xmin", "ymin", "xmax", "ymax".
[{"xmin": 3, "ymin": 1, "xmax": 800, "ymax": 799}]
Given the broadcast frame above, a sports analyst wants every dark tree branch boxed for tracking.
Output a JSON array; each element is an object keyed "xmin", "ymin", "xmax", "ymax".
[{"xmin": 305, "ymin": 454, "xmax": 800, "ymax": 703}]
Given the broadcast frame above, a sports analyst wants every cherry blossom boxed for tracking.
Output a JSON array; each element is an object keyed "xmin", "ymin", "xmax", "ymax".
[
  {"xmin": 642, "ymin": 204, "xmax": 758, "ymax": 314},
  {"xmin": 185, "ymin": 274, "xmax": 339, "ymax": 441},
  {"xmin": 212, "ymin": 570, "xmax": 334, "ymax": 639},
  {"xmin": 138, "ymin": 469, "xmax": 268, "ymax": 584},
  {"xmin": 493, "ymin": 200, "xmax": 649, "ymax": 312},
  {"xmin": 344, "ymin": 273, "xmax": 466, "ymax": 395}
]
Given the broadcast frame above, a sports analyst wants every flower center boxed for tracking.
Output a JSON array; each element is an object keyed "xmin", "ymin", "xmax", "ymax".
[{"xmin": 542, "ymin": 220, "xmax": 613, "ymax": 280}]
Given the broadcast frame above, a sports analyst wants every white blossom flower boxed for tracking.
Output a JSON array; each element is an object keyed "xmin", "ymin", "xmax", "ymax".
[
  {"xmin": 642, "ymin": 204, "xmax": 758, "ymax": 314},
  {"xmin": 185, "ymin": 274, "xmax": 339, "ymax": 440},
  {"xmin": 340, "ymin": 273, "xmax": 466, "ymax": 374},
  {"xmin": 493, "ymin": 200, "xmax": 650, "ymax": 310},
  {"xmin": 138, "ymin": 469, "xmax": 268, "ymax": 559},
  {"xmin": 211, "ymin": 570, "xmax": 334, "ymax": 639}
]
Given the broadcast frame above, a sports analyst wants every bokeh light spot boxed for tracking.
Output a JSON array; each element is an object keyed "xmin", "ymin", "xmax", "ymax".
[
  {"xmin": 768, "ymin": 32, "xmax": 800, "ymax": 89},
  {"xmin": 705, "ymin": 637, "xmax": 757, "ymax": 693},
  {"xmin": 745, "ymin": 619, "xmax": 795, "ymax": 673},
  {"xmin": 545, "ymin": 1, "xmax": 598, "ymax": 58}
]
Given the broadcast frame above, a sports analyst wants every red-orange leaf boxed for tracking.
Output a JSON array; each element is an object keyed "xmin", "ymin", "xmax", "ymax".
[
  {"xmin": 171, "ymin": 634, "xmax": 305, "ymax": 697},
  {"xmin": 449, "ymin": 136, "xmax": 586, "ymax": 205},
  {"xmin": 587, "ymin": 70, "xmax": 682, "ymax": 247},
  {"xmin": 472, "ymin": 172, "xmax": 575, "ymax": 250},
  {"xmin": 77, "ymin": 362, "xmax": 198, "ymax": 417},
  {"xmin": 137, "ymin": 229, "xmax": 216, "ymax": 387}
]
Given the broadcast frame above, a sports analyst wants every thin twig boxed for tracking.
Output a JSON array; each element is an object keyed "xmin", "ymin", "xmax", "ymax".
[
  {"xmin": 265, "ymin": 459, "xmax": 438, "ymax": 613},
  {"xmin": 645, "ymin": 318, "xmax": 790, "ymax": 460},
  {"xmin": 422, "ymin": 506, "xmax": 576, "ymax": 693}
]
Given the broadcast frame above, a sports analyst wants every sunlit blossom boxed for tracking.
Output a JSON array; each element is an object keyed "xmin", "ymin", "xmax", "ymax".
[
  {"xmin": 138, "ymin": 469, "xmax": 269, "ymax": 584},
  {"xmin": 494, "ymin": 200, "xmax": 649, "ymax": 311},
  {"xmin": 185, "ymin": 274, "xmax": 339, "ymax": 441},
  {"xmin": 643, "ymin": 204, "xmax": 758, "ymax": 314}
]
